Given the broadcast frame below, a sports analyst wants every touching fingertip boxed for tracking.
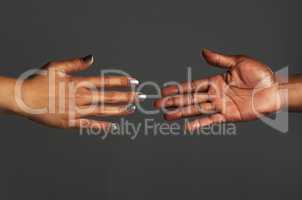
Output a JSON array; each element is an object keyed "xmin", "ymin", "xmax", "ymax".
[
  {"xmin": 153, "ymin": 100, "xmax": 160, "ymax": 108},
  {"xmin": 129, "ymin": 78, "xmax": 139, "ymax": 86},
  {"xmin": 138, "ymin": 93, "xmax": 147, "ymax": 101}
]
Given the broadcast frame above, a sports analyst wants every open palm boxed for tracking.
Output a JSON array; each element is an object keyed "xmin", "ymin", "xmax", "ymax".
[{"xmin": 154, "ymin": 49, "xmax": 282, "ymax": 131}]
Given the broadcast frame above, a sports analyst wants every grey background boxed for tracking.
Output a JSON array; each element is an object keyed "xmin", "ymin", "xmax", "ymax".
[{"xmin": 0, "ymin": 0, "xmax": 301, "ymax": 199}]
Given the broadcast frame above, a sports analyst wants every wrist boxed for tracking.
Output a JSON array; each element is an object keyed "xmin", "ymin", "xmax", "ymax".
[
  {"xmin": 276, "ymin": 74, "xmax": 302, "ymax": 112},
  {"xmin": 277, "ymin": 82, "xmax": 288, "ymax": 110},
  {"xmin": 274, "ymin": 73, "xmax": 288, "ymax": 111},
  {"xmin": 0, "ymin": 76, "xmax": 19, "ymax": 114}
]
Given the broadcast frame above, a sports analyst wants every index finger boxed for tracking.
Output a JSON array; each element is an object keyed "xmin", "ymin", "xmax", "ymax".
[{"xmin": 74, "ymin": 76, "xmax": 139, "ymax": 88}]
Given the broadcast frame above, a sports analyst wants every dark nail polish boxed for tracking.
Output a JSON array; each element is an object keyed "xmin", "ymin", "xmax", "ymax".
[
  {"xmin": 126, "ymin": 104, "xmax": 136, "ymax": 113},
  {"xmin": 82, "ymin": 54, "xmax": 94, "ymax": 65}
]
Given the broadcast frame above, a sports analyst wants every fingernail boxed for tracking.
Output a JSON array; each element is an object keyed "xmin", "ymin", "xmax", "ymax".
[
  {"xmin": 126, "ymin": 104, "xmax": 136, "ymax": 113},
  {"xmin": 82, "ymin": 54, "xmax": 94, "ymax": 65},
  {"xmin": 202, "ymin": 48, "xmax": 212, "ymax": 54},
  {"xmin": 138, "ymin": 93, "xmax": 147, "ymax": 101},
  {"xmin": 111, "ymin": 123, "xmax": 118, "ymax": 131},
  {"xmin": 129, "ymin": 78, "xmax": 139, "ymax": 86}
]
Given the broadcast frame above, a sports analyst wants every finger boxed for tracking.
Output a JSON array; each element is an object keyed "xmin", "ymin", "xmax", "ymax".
[
  {"xmin": 78, "ymin": 91, "xmax": 147, "ymax": 106},
  {"xmin": 78, "ymin": 104, "xmax": 137, "ymax": 117},
  {"xmin": 161, "ymin": 79, "xmax": 209, "ymax": 97},
  {"xmin": 71, "ymin": 118, "xmax": 117, "ymax": 131},
  {"xmin": 185, "ymin": 113, "xmax": 226, "ymax": 131},
  {"xmin": 47, "ymin": 55, "xmax": 94, "ymax": 73},
  {"xmin": 154, "ymin": 93, "xmax": 212, "ymax": 108},
  {"xmin": 202, "ymin": 49, "xmax": 237, "ymax": 69},
  {"xmin": 74, "ymin": 76, "xmax": 139, "ymax": 88},
  {"xmin": 163, "ymin": 102, "xmax": 217, "ymax": 121}
]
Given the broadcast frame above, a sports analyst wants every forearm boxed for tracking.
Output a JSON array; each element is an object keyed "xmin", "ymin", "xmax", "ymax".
[
  {"xmin": 278, "ymin": 74, "xmax": 302, "ymax": 112},
  {"xmin": 0, "ymin": 76, "xmax": 18, "ymax": 113}
]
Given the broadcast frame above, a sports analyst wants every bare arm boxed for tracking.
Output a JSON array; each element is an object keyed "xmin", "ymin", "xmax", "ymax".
[
  {"xmin": 155, "ymin": 49, "xmax": 302, "ymax": 131},
  {"xmin": 0, "ymin": 55, "xmax": 146, "ymax": 130},
  {"xmin": 0, "ymin": 76, "xmax": 18, "ymax": 113},
  {"xmin": 279, "ymin": 74, "xmax": 302, "ymax": 112}
]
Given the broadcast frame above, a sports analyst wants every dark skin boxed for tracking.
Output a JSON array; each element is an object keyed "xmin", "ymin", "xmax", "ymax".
[
  {"xmin": 0, "ymin": 50, "xmax": 301, "ymax": 131},
  {"xmin": 154, "ymin": 49, "xmax": 300, "ymax": 132}
]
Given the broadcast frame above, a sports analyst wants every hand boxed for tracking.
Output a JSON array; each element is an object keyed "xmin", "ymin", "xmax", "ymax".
[
  {"xmin": 10, "ymin": 55, "xmax": 145, "ymax": 130},
  {"xmin": 154, "ymin": 49, "xmax": 283, "ymax": 131}
]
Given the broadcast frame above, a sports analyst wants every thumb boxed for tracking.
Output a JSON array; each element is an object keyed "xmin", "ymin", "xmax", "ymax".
[
  {"xmin": 202, "ymin": 49, "xmax": 236, "ymax": 69},
  {"xmin": 48, "ymin": 55, "xmax": 94, "ymax": 73}
]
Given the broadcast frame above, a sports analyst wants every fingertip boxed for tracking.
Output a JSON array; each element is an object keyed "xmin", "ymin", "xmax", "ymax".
[
  {"xmin": 153, "ymin": 99, "xmax": 161, "ymax": 108},
  {"xmin": 163, "ymin": 113, "xmax": 178, "ymax": 121},
  {"xmin": 82, "ymin": 54, "xmax": 94, "ymax": 66},
  {"xmin": 201, "ymin": 48, "xmax": 214, "ymax": 60},
  {"xmin": 128, "ymin": 78, "xmax": 140, "ymax": 86},
  {"xmin": 137, "ymin": 93, "xmax": 147, "ymax": 101},
  {"xmin": 202, "ymin": 48, "xmax": 212, "ymax": 55}
]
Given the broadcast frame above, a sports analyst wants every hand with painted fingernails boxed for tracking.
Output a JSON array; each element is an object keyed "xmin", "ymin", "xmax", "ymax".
[
  {"xmin": 154, "ymin": 49, "xmax": 285, "ymax": 132},
  {"xmin": 0, "ymin": 55, "xmax": 146, "ymax": 130}
]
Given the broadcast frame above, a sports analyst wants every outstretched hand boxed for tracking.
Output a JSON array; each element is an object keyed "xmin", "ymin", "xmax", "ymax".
[
  {"xmin": 154, "ymin": 49, "xmax": 283, "ymax": 131},
  {"xmin": 13, "ymin": 55, "xmax": 145, "ymax": 130}
]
